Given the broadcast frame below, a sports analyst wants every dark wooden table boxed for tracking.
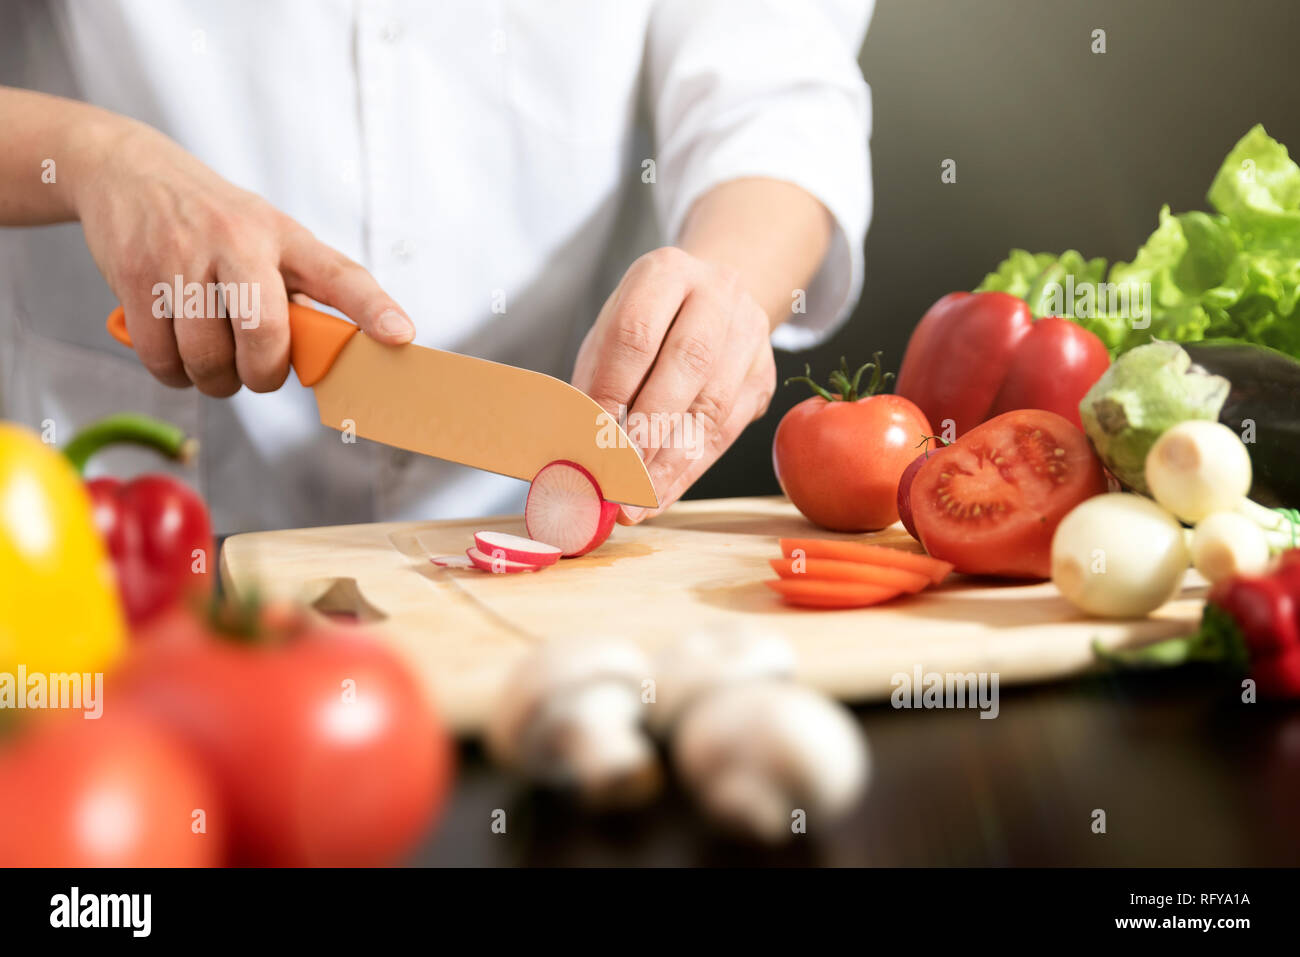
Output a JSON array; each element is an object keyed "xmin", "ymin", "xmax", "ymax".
[{"xmin": 413, "ymin": 665, "xmax": 1300, "ymax": 866}]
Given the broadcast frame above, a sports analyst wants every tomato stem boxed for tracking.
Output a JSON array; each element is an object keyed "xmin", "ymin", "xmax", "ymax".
[
  {"xmin": 784, "ymin": 353, "xmax": 895, "ymax": 402},
  {"xmin": 63, "ymin": 412, "xmax": 198, "ymax": 476},
  {"xmin": 913, "ymin": 434, "xmax": 951, "ymax": 458}
]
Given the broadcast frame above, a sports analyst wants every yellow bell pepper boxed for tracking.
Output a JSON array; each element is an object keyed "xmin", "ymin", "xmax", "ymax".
[{"xmin": 0, "ymin": 422, "xmax": 125, "ymax": 676}]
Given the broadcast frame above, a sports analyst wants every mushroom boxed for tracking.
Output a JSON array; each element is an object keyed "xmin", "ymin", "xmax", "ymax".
[
  {"xmin": 673, "ymin": 680, "xmax": 870, "ymax": 844},
  {"xmin": 485, "ymin": 639, "xmax": 659, "ymax": 807},
  {"xmin": 647, "ymin": 623, "xmax": 797, "ymax": 734}
]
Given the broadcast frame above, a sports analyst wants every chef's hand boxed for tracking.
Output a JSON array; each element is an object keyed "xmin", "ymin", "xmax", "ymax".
[
  {"xmin": 76, "ymin": 118, "xmax": 414, "ymax": 396},
  {"xmin": 571, "ymin": 179, "xmax": 833, "ymax": 523},
  {"xmin": 572, "ymin": 246, "xmax": 778, "ymax": 523}
]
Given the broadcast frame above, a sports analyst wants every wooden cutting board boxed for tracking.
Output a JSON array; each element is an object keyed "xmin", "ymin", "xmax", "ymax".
[{"xmin": 220, "ymin": 496, "xmax": 1207, "ymax": 734}]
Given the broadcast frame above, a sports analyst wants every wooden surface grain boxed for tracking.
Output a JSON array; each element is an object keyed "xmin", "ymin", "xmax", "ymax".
[{"xmin": 221, "ymin": 496, "xmax": 1207, "ymax": 735}]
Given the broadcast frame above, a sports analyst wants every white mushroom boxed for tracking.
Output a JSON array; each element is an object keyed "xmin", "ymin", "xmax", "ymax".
[
  {"xmin": 486, "ymin": 639, "xmax": 658, "ymax": 806},
  {"xmin": 647, "ymin": 623, "xmax": 797, "ymax": 734},
  {"xmin": 673, "ymin": 680, "xmax": 870, "ymax": 843}
]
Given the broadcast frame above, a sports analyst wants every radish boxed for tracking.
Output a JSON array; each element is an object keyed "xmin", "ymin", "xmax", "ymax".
[
  {"xmin": 473, "ymin": 531, "xmax": 562, "ymax": 567},
  {"xmin": 465, "ymin": 546, "xmax": 543, "ymax": 574},
  {"xmin": 525, "ymin": 460, "xmax": 619, "ymax": 557},
  {"xmin": 430, "ymin": 554, "xmax": 475, "ymax": 569}
]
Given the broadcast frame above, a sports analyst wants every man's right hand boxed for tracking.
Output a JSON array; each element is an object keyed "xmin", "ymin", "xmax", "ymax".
[{"xmin": 74, "ymin": 118, "xmax": 413, "ymax": 396}]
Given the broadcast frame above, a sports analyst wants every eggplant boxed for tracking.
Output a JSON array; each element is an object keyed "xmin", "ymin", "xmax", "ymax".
[{"xmin": 1183, "ymin": 340, "xmax": 1300, "ymax": 509}]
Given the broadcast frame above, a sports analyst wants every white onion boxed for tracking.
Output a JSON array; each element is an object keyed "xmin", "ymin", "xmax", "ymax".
[
  {"xmin": 1191, "ymin": 511, "xmax": 1270, "ymax": 584},
  {"xmin": 1145, "ymin": 420, "xmax": 1251, "ymax": 523},
  {"xmin": 1051, "ymin": 493, "xmax": 1189, "ymax": 618}
]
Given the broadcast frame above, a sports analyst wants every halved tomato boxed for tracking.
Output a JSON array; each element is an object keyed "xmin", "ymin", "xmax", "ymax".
[{"xmin": 909, "ymin": 409, "xmax": 1107, "ymax": 579}]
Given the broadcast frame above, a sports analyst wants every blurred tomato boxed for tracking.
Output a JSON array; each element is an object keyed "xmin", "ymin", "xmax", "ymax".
[
  {"xmin": 119, "ymin": 611, "xmax": 454, "ymax": 866},
  {"xmin": 0, "ymin": 708, "xmax": 223, "ymax": 866}
]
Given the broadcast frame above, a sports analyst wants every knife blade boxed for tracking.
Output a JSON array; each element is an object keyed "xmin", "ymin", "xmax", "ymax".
[{"xmin": 105, "ymin": 305, "xmax": 658, "ymax": 507}]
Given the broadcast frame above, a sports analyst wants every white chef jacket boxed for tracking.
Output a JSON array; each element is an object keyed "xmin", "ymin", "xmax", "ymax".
[{"xmin": 0, "ymin": 0, "xmax": 873, "ymax": 534}]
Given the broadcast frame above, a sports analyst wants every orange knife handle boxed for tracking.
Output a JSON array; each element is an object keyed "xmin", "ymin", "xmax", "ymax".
[
  {"xmin": 104, "ymin": 303, "xmax": 359, "ymax": 388},
  {"xmin": 105, "ymin": 305, "xmax": 133, "ymax": 347},
  {"xmin": 286, "ymin": 304, "xmax": 359, "ymax": 387}
]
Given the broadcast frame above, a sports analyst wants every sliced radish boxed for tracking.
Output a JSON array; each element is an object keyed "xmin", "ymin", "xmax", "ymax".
[
  {"xmin": 430, "ymin": 554, "xmax": 475, "ymax": 569},
  {"xmin": 473, "ymin": 531, "xmax": 562, "ymax": 567},
  {"xmin": 524, "ymin": 460, "xmax": 619, "ymax": 558},
  {"xmin": 465, "ymin": 546, "xmax": 543, "ymax": 574}
]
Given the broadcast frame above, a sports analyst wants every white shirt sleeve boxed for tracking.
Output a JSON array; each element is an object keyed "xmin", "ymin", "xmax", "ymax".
[{"xmin": 646, "ymin": 0, "xmax": 874, "ymax": 351}]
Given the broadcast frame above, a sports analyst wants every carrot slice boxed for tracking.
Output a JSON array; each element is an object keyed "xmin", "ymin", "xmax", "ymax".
[
  {"xmin": 779, "ymin": 537, "xmax": 953, "ymax": 585},
  {"xmin": 763, "ymin": 578, "xmax": 905, "ymax": 609},
  {"xmin": 769, "ymin": 557, "xmax": 930, "ymax": 594}
]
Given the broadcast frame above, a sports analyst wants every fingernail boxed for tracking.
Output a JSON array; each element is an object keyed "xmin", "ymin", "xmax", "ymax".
[
  {"xmin": 621, "ymin": 506, "xmax": 646, "ymax": 524},
  {"xmin": 377, "ymin": 308, "xmax": 415, "ymax": 339}
]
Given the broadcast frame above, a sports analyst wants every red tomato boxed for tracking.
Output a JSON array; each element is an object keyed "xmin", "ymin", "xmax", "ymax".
[
  {"xmin": 910, "ymin": 409, "xmax": 1108, "ymax": 578},
  {"xmin": 774, "ymin": 392, "xmax": 932, "ymax": 532},
  {"xmin": 119, "ymin": 612, "xmax": 454, "ymax": 866},
  {"xmin": 986, "ymin": 316, "xmax": 1112, "ymax": 430},
  {"xmin": 0, "ymin": 708, "xmax": 223, "ymax": 867}
]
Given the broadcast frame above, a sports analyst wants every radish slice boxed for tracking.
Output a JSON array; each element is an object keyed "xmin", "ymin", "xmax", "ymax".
[
  {"xmin": 430, "ymin": 554, "xmax": 475, "ymax": 569},
  {"xmin": 465, "ymin": 546, "xmax": 543, "ymax": 574},
  {"xmin": 473, "ymin": 531, "xmax": 562, "ymax": 567},
  {"xmin": 525, "ymin": 460, "xmax": 619, "ymax": 557}
]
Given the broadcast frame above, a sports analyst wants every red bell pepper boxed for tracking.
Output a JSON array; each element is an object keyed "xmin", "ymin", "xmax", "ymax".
[
  {"xmin": 1096, "ymin": 551, "xmax": 1300, "ymax": 699},
  {"xmin": 63, "ymin": 413, "xmax": 214, "ymax": 627},
  {"xmin": 895, "ymin": 291, "xmax": 1112, "ymax": 435}
]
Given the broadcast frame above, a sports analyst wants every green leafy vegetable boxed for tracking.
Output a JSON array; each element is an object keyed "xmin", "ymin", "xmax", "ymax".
[
  {"xmin": 1077, "ymin": 340, "xmax": 1229, "ymax": 493},
  {"xmin": 976, "ymin": 124, "xmax": 1300, "ymax": 359}
]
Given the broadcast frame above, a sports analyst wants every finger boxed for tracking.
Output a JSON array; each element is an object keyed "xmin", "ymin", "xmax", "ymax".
[
  {"xmin": 216, "ymin": 253, "xmax": 291, "ymax": 392},
  {"xmin": 570, "ymin": 285, "xmax": 620, "ymax": 398},
  {"xmin": 281, "ymin": 232, "xmax": 414, "ymax": 344},
  {"xmin": 578, "ymin": 258, "xmax": 691, "ymax": 427},
  {"xmin": 622, "ymin": 346, "xmax": 774, "ymax": 524},
  {"xmin": 628, "ymin": 288, "xmax": 747, "ymax": 467},
  {"xmin": 118, "ymin": 275, "xmax": 190, "ymax": 389},
  {"xmin": 172, "ymin": 263, "xmax": 241, "ymax": 397}
]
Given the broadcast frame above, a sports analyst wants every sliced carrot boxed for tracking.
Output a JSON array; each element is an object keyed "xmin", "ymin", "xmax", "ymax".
[
  {"xmin": 763, "ymin": 578, "xmax": 905, "ymax": 609},
  {"xmin": 779, "ymin": 537, "xmax": 953, "ymax": 585},
  {"xmin": 769, "ymin": 557, "xmax": 930, "ymax": 594}
]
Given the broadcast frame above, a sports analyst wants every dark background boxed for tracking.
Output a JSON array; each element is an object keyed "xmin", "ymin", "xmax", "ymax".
[{"xmin": 688, "ymin": 0, "xmax": 1300, "ymax": 501}]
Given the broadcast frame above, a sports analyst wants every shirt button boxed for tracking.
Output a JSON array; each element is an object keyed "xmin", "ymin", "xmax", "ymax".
[
  {"xmin": 391, "ymin": 239, "xmax": 414, "ymax": 261},
  {"xmin": 379, "ymin": 20, "xmax": 404, "ymax": 43}
]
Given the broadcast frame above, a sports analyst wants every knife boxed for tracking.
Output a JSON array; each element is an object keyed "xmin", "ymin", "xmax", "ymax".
[{"xmin": 105, "ymin": 305, "xmax": 658, "ymax": 508}]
